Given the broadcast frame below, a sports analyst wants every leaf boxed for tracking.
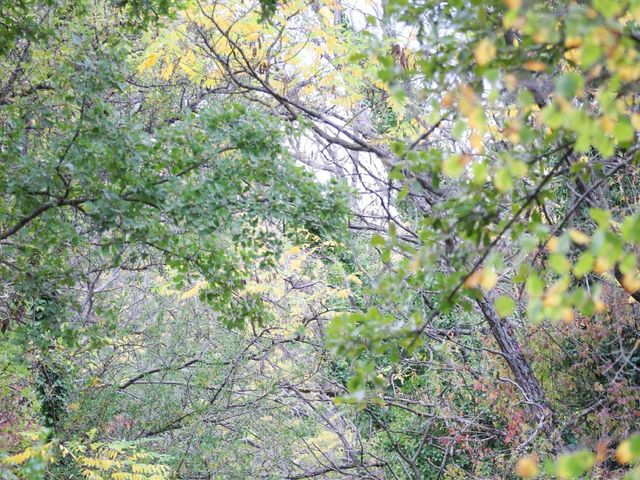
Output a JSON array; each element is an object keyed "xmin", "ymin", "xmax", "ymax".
[
  {"xmin": 568, "ymin": 229, "xmax": 590, "ymax": 245},
  {"xmin": 480, "ymin": 268, "xmax": 498, "ymax": 290},
  {"xmin": 442, "ymin": 154, "xmax": 469, "ymax": 178},
  {"xmin": 464, "ymin": 269, "xmax": 483, "ymax": 288},
  {"xmin": 555, "ymin": 73, "xmax": 583, "ymax": 99},
  {"xmin": 614, "ymin": 118, "xmax": 634, "ymax": 143},
  {"xmin": 495, "ymin": 295, "xmax": 516, "ymax": 318},
  {"xmin": 179, "ymin": 280, "xmax": 207, "ymax": 300},
  {"xmin": 138, "ymin": 52, "xmax": 159, "ymax": 73},
  {"xmin": 589, "ymin": 208, "xmax": 611, "ymax": 228},
  {"xmin": 397, "ymin": 184, "xmax": 410, "ymax": 201},
  {"xmin": 474, "ymin": 38, "xmax": 496, "ymax": 66},
  {"xmin": 621, "ymin": 274, "xmax": 640, "ymax": 293},
  {"xmin": 616, "ymin": 434, "xmax": 640, "ymax": 464},
  {"xmin": 335, "ymin": 288, "xmax": 351, "ymax": 299},
  {"xmin": 549, "ymin": 254, "xmax": 571, "ymax": 273},
  {"xmin": 526, "ymin": 273, "xmax": 544, "ymax": 297},
  {"xmin": 573, "ymin": 252, "xmax": 594, "ymax": 278},
  {"xmin": 515, "ymin": 454, "xmax": 539, "ymax": 478},
  {"xmin": 472, "ymin": 161, "xmax": 488, "ymax": 185},
  {"xmin": 556, "ymin": 450, "xmax": 594, "ymax": 479},
  {"xmin": 503, "ymin": 0, "xmax": 522, "ymax": 10},
  {"xmin": 523, "ymin": 61, "xmax": 546, "ymax": 72},
  {"xmin": 370, "ymin": 235, "xmax": 386, "ymax": 248},
  {"xmin": 470, "ymin": 132, "xmax": 484, "ymax": 152},
  {"xmin": 494, "ymin": 168, "xmax": 513, "ymax": 192},
  {"xmin": 593, "ymin": 0, "xmax": 624, "ymax": 18}
]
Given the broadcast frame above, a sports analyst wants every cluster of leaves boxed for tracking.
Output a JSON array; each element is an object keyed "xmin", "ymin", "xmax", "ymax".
[{"xmin": 1, "ymin": 429, "xmax": 171, "ymax": 480}]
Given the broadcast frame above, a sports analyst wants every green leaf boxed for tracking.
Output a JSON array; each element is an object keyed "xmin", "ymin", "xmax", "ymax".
[
  {"xmin": 348, "ymin": 52, "xmax": 368, "ymax": 63},
  {"xmin": 555, "ymin": 73, "xmax": 582, "ymax": 99},
  {"xmin": 495, "ymin": 295, "xmax": 516, "ymax": 318},
  {"xmin": 494, "ymin": 168, "xmax": 513, "ymax": 192},
  {"xmin": 397, "ymin": 185, "xmax": 410, "ymax": 201},
  {"xmin": 614, "ymin": 118, "xmax": 634, "ymax": 143},
  {"xmin": 621, "ymin": 214, "xmax": 640, "ymax": 244},
  {"xmin": 588, "ymin": 208, "xmax": 611, "ymax": 228},
  {"xmin": 526, "ymin": 273, "xmax": 545, "ymax": 298},
  {"xmin": 593, "ymin": 0, "xmax": 625, "ymax": 18},
  {"xmin": 472, "ymin": 161, "xmax": 488, "ymax": 185},
  {"xmin": 573, "ymin": 252, "xmax": 594, "ymax": 278},
  {"xmin": 371, "ymin": 234, "xmax": 386, "ymax": 248},
  {"xmin": 442, "ymin": 154, "xmax": 467, "ymax": 178},
  {"xmin": 556, "ymin": 450, "xmax": 594, "ymax": 479},
  {"xmin": 549, "ymin": 253, "xmax": 571, "ymax": 273}
]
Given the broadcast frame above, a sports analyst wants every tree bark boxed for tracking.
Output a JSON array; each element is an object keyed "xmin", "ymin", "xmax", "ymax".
[{"xmin": 476, "ymin": 295, "xmax": 557, "ymax": 434}]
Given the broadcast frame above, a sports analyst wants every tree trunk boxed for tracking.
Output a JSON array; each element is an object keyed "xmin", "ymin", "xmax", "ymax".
[{"xmin": 476, "ymin": 295, "xmax": 558, "ymax": 437}]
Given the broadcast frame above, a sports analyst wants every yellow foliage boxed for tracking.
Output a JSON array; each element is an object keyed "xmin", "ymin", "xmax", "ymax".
[
  {"xmin": 180, "ymin": 280, "xmax": 208, "ymax": 300},
  {"xmin": 138, "ymin": 53, "xmax": 159, "ymax": 73},
  {"xmin": 474, "ymin": 38, "xmax": 496, "ymax": 66},
  {"xmin": 523, "ymin": 61, "xmax": 546, "ymax": 72},
  {"xmin": 464, "ymin": 269, "xmax": 483, "ymax": 288},
  {"xmin": 160, "ymin": 62, "xmax": 174, "ymax": 80},
  {"xmin": 568, "ymin": 229, "xmax": 590, "ymax": 245},
  {"xmin": 335, "ymin": 288, "xmax": 351, "ymax": 299},
  {"xmin": 480, "ymin": 269, "xmax": 497, "ymax": 291},
  {"xmin": 515, "ymin": 454, "xmax": 539, "ymax": 477},
  {"xmin": 503, "ymin": 0, "xmax": 522, "ymax": 10},
  {"xmin": 616, "ymin": 439, "xmax": 633, "ymax": 464},
  {"xmin": 3, "ymin": 447, "xmax": 35, "ymax": 465},
  {"xmin": 621, "ymin": 274, "xmax": 640, "ymax": 294}
]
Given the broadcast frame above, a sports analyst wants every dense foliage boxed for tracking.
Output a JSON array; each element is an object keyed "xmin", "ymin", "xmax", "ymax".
[{"xmin": 1, "ymin": 0, "xmax": 640, "ymax": 479}]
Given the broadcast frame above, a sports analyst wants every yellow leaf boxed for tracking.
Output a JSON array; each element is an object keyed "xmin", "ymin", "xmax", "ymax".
[
  {"xmin": 138, "ymin": 53, "xmax": 159, "ymax": 73},
  {"xmin": 594, "ymin": 257, "xmax": 612, "ymax": 274},
  {"xmin": 594, "ymin": 299, "xmax": 607, "ymax": 314},
  {"xmin": 560, "ymin": 307, "xmax": 574, "ymax": 323},
  {"xmin": 621, "ymin": 274, "xmax": 640, "ymax": 293},
  {"xmin": 335, "ymin": 289, "xmax": 351, "ymax": 299},
  {"xmin": 480, "ymin": 269, "xmax": 497, "ymax": 291},
  {"xmin": 543, "ymin": 293, "xmax": 562, "ymax": 308},
  {"xmin": 160, "ymin": 62, "xmax": 174, "ymax": 80},
  {"xmin": 318, "ymin": 6, "xmax": 334, "ymax": 25},
  {"xmin": 470, "ymin": 132, "xmax": 484, "ymax": 152},
  {"xmin": 523, "ymin": 61, "xmax": 546, "ymax": 72},
  {"xmin": 202, "ymin": 76, "xmax": 217, "ymax": 88},
  {"xmin": 568, "ymin": 229, "xmax": 590, "ymax": 245},
  {"xmin": 504, "ymin": 0, "xmax": 522, "ymax": 10},
  {"xmin": 565, "ymin": 37, "xmax": 582, "ymax": 48},
  {"xmin": 504, "ymin": 74, "xmax": 518, "ymax": 92},
  {"xmin": 464, "ymin": 269, "xmax": 483, "ymax": 288},
  {"xmin": 180, "ymin": 280, "xmax": 207, "ymax": 300},
  {"xmin": 600, "ymin": 116, "xmax": 615, "ymax": 134},
  {"xmin": 474, "ymin": 38, "xmax": 496, "ymax": 66},
  {"xmin": 441, "ymin": 91, "xmax": 454, "ymax": 108},
  {"xmin": 515, "ymin": 454, "xmax": 539, "ymax": 478},
  {"xmin": 3, "ymin": 448, "xmax": 34, "ymax": 465},
  {"xmin": 616, "ymin": 439, "xmax": 633, "ymax": 464}
]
